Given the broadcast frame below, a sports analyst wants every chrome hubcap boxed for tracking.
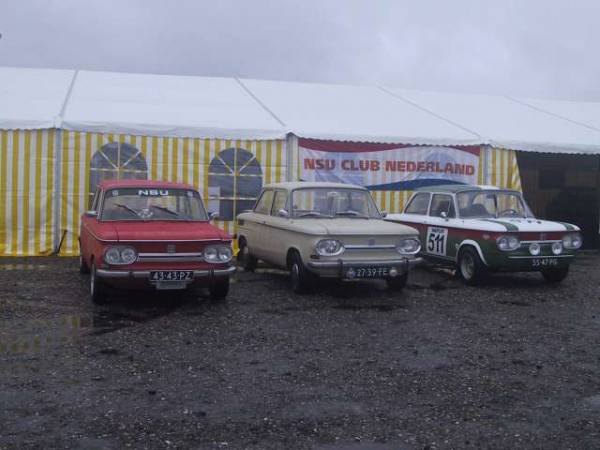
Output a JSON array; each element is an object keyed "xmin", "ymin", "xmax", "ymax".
[
  {"xmin": 461, "ymin": 254, "xmax": 474, "ymax": 279},
  {"xmin": 90, "ymin": 266, "xmax": 95, "ymax": 294}
]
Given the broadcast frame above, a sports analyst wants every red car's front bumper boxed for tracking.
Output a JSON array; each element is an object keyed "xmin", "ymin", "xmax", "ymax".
[{"xmin": 96, "ymin": 266, "xmax": 236, "ymax": 290}]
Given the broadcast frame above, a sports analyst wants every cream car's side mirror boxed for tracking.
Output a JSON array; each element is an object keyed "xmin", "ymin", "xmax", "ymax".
[
  {"xmin": 278, "ymin": 209, "xmax": 290, "ymax": 218},
  {"xmin": 380, "ymin": 211, "xmax": 388, "ymax": 218}
]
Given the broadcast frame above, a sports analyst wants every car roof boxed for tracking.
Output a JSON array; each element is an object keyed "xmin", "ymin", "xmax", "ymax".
[
  {"xmin": 263, "ymin": 181, "xmax": 366, "ymax": 191},
  {"xmin": 99, "ymin": 179, "xmax": 196, "ymax": 190},
  {"xmin": 413, "ymin": 184, "xmax": 504, "ymax": 194}
]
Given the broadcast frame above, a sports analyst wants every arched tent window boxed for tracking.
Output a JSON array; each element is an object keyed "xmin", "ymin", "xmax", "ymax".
[
  {"xmin": 208, "ymin": 148, "xmax": 262, "ymax": 220},
  {"xmin": 89, "ymin": 142, "xmax": 148, "ymax": 206}
]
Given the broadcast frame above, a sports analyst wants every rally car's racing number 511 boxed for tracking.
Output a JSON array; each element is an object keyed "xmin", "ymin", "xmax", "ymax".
[{"xmin": 426, "ymin": 226, "xmax": 448, "ymax": 256}]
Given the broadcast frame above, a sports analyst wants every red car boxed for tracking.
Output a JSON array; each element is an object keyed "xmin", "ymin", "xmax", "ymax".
[{"xmin": 79, "ymin": 180, "xmax": 235, "ymax": 304}]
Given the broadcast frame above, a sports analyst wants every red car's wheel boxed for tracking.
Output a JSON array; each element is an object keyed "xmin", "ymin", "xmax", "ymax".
[
  {"xmin": 209, "ymin": 278, "xmax": 230, "ymax": 302},
  {"xmin": 90, "ymin": 263, "xmax": 108, "ymax": 304}
]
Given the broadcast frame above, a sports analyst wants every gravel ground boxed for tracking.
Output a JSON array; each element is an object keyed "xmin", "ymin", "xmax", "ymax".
[{"xmin": 1, "ymin": 254, "xmax": 600, "ymax": 450}]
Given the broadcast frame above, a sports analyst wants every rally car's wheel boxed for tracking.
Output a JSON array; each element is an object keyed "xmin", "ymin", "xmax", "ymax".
[
  {"xmin": 79, "ymin": 252, "xmax": 90, "ymax": 274},
  {"xmin": 387, "ymin": 272, "xmax": 408, "ymax": 291},
  {"xmin": 457, "ymin": 247, "xmax": 486, "ymax": 285},
  {"xmin": 542, "ymin": 266, "xmax": 569, "ymax": 283},
  {"xmin": 90, "ymin": 262, "xmax": 108, "ymax": 304},
  {"xmin": 237, "ymin": 238, "xmax": 257, "ymax": 272},
  {"xmin": 209, "ymin": 278, "xmax": 230, "ymax": 301},
  {"xmin": 289, "ymin": 251, "xmax": 315, "ymax": 294}
]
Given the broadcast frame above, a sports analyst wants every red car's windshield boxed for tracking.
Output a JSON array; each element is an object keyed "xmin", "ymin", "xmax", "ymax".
[{"xmin": 100, "ymin": 188, "xmax": 208, "ymax": 221}]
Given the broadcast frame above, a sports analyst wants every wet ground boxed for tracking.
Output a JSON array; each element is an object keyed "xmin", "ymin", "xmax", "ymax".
[{"xmin": 1, "ymin": 254, "xmax": 600, "ymax": 449}]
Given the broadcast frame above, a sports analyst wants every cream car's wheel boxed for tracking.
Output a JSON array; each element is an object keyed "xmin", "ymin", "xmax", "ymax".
[
  {"xmin": 387, "ymin": 272, "xmax": 408, "ymax": 291},
  {"xmin": 457, "ymin": 247, "xmax": 486, "ymax": 285},
  {"xmin": 289, "ymin": 252, "xmax": 314, "ymax": 294},
  {"xmin": 90, "ymin": 263, "xmax": 107, "ymax": 304},
  {"xmin": 237, "ymin": 238, "xmax": 257, "ymax": 272}
]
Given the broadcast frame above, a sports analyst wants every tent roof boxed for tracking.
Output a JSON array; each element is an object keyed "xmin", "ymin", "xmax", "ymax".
[
  {"xmin": 240, "ymin": 78, "xmax": 480, "ymax": 146},
  {"xmin": 515, "ymin": 97, "xmax": 600, "ymax": 133},
  {"xmin": 386, "ymin": 88, "xmax": 600, "ymax": 154},
  {"xmin": 3, "ymin": 66, "xmax": 600, "ymax": 154},
  {"xmin": 0, "ymin": 67, "xmax": 75, "ymax": 130},
  {"xmin": 61, "ymin": 70, "xmax": 286, "ymax": 139}
]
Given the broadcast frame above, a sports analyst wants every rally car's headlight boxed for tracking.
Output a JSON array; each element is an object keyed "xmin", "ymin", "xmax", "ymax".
[
  {"xmin": 497, "ymin": 235, "xmax": 520, "ymax": 251},
  {"xmin": 396, "ymin": 237, "xmax": 421, "ymax": 255},
  {"xmin": 315, "ymin": 239, "xmax": 345, "ymax": 256},
  {"xmin": 562, "ymin": 233, "xmax": 582, "ymax": 250},
  {"xmin": 104, "ymin": 246, "xmax": 138, "ymax": 265},
  {"xmin": 204, "ymin": 245, "xmax": 233, "ymax": 263}
]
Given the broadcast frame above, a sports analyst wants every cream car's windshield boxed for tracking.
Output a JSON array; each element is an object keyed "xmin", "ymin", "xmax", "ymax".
[
  {"xmin": 457, "ymin": 190, "xmax": 533, "ymax": 219},
  {"xmin": 101, "ymin": 188, "xmax": 208, "ymax": 221},
  {"xmin": 291, "ymin": 188, "xmax": 381, "ymax": 219}
]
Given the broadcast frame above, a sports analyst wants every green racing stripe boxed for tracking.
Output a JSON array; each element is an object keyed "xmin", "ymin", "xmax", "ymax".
[
  {"xmin": 556, "ymin": 221, "xmax": 576, "ymax": 231},
  {"xmin": 480, "ymin": 219, "xmax": 519, "ymax": 232}
]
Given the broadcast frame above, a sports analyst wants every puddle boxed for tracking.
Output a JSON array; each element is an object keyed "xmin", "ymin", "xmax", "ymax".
[
  {"xmin": 334, "ymin": 303, "xmax": 405, "ymax": 312},
  {"xmin": 0, "ymin": 304, "xmax": 181, "ymax": 354},
  {"xmin": 0, "ymin": 264, "xmax": 50, "ymax": 271}
]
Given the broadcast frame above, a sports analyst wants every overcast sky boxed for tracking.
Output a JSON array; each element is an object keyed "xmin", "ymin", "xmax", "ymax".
[{"xmin": 1, "ymin": 0, "xmax": 598, "ymax": 101}]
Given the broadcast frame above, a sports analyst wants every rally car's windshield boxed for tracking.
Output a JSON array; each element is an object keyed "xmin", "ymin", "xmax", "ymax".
[
  {"xmin": 291, "ymin": 188, "xmax": 381, "ymax": 219},
  {"xmin": 101, "ymin": 188, "xmax": 208, "ymax": 221},
  {"xmin": 457, "ymin": 190, "xmax": 533, "ymax": 219}
]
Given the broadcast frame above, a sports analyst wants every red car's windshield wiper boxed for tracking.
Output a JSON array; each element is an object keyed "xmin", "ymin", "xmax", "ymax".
[
  {"xmin": 150, "ymin": 205, "xmax": 181, "ymax": 217},
  {"xmin": 113, "ymin": 203, "xmax": 139, "ymax": 217}
]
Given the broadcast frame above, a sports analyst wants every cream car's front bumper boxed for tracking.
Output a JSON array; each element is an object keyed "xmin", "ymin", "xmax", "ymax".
[{"xmin": 306, "ymin": 257, "xmax": 422, "ymax": 278}]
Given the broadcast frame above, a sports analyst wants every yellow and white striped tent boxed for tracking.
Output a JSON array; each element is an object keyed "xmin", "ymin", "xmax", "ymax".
[
  {"xmin": 3, "ymin": 67, "xmax": 599, "ymax": 257},
  {"xmin": 58, "ymin": 131, "xmax": 285, "ymax": 255}
]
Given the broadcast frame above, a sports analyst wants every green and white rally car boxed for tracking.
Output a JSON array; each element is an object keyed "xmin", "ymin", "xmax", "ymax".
[{"xmin": 385, "ymin": 185, "xmax": 582, "ymax": 284}]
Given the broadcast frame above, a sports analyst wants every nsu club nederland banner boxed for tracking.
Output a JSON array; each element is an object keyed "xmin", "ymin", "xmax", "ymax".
[{"xmin": 299, "ymin": 139, "xmax": 480, "ymax": 190}]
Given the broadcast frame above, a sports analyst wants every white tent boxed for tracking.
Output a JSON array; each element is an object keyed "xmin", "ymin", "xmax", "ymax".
[
  {"xmin": 385, "ymin": 87, "xmax": 600, "ymax": 154},
  {"xmin": 240, "ymin": 78, "xmax": 481, "ymax": 146},
  {"xmin": 0, "ymin": 67, "xmax": 75, "ymax": 130},
  {"xmin": 61, "ymin": 70, "xmax": 286, "ymax": 139}
]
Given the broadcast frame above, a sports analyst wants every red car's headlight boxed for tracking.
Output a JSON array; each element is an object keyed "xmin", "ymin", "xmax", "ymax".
[{"xmin": 104, "ymin": 246, "xmax": 138, "ymax": 265}]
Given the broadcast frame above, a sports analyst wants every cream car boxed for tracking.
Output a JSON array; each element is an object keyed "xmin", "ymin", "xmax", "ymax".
[{"xmin": 236, "ymin": 182, "xmax": 422, "ymax": 293}]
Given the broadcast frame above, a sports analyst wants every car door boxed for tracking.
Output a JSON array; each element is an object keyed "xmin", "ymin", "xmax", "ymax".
[
  {"xmin": 423, "ymin": 193, "xmax": 459, "ymax": 261},
  {"xmin": 402, "ymin": 192, "xmax": 431, "ymax": 246},
  {"xmin": 80, "ymin": 188, "xmax": 101, "ymax": 258},
  {"xmin": 261, "ymin": 189, "xmax": 290, "ymax": 266},
  {"xmin": 248, "ymin": 189, "xmax": 275, "ymax": 259}
]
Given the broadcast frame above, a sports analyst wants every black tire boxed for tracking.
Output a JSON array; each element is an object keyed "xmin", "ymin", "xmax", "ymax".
[
  {"xmin": 237, "ymin": 238, "xmax": 257, "ymax": 272},
  {"xmin": 289, "ymin": 251, "xmax": 315, "ymax": 294},
  {"xmin": 387, "ymin": 272, "xmax": 408, "ymax": 291},
  {"xmin": 79, "ymin": 251, "xmax": 90, "ymax": 274},
  {"xmin": 90, "ymin": 262, "xmax": 108, "ymax": 304},
  {"xmin": 542, "ymin": 266, "xmax": 569, "ymax": 283},
  {"xmin": 457, "ymin": 247, "xmax": 487, "ymax": 285},
  {"xmin": 209, "ymin": 278, "xmax": 230, "ymax": 301}
]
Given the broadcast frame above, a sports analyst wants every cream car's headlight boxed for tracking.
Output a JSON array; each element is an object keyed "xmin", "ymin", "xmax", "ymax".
[
  {"xmin": 396, "ymin": 237, "xmax": 421, "ymax": 255},
  {"xmin": 562, "ymin": 233, "xmax": 582, "ymax": 250},
  {"xmin": 497, "ymin": 235, "xmax": 520, "ymax": 251},
  {"xmin": 204, "ymin": 245, "xmax": 233, "ymax": 263},
  {"xmin": 104, "ymin": 246, "xmax": 138, "ymax": 265},
  {"xmin": 315, "ymin": 239, "xmax": 345, "ymax": 256}
]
